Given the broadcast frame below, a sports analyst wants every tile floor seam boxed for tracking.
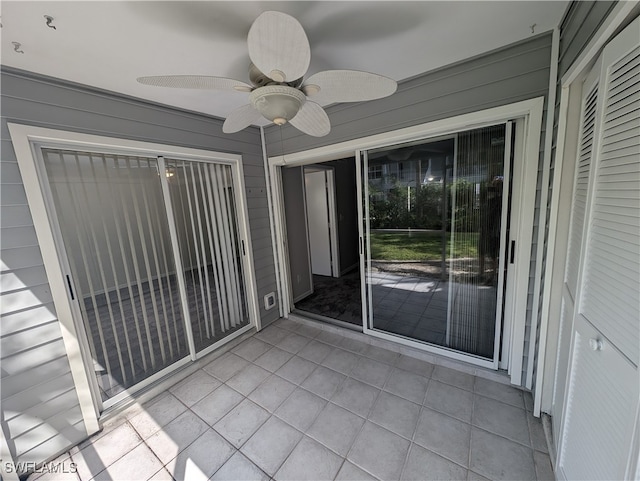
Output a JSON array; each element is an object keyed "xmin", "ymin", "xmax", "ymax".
[
  {"xmin": 471, "ymin": 423, "xmax": 537, "ymax": 452},
  {"xmin": 420, "ymin": 377, "xmax": 477, "ymax": 471},
  {"xmin": 468, "ymin": 386, "xmax": 476, "ymax": 471},
  {"xmin": 126, "ymin": 418, "xmax": 170, "ymax": 472},
  {"xmin": 245, "ymin": 413, "xmax": 315, "ymax": 480},
  {"xmin": 77, "ymin": 420, "xmax": 146, "ymax": 481},
  {"xmin": 245, "ymin": 360, "xmax": 296, "ymax": 399},
  {"xmin": 271, "ymin": 382, "xmax": 326, "ymax": 427},
  {"xmin": 472, "ymin": 390, "xmax": 527, "ymax": 411},
  {"xmin": 215, "ymin": 400, "xmax": 272, "ymax": 451},
  {"xmin": 398, "ymin": 400, "xmax": 427, "ymax": 481},
  {"xmin": 339, "ymin": 361, "xmax": 394, "ymax": 480},
  {"xmin": 269, "ymin": 430, "xmax": 306, "ymax": 480},
  {"xmin": 150, "ymin": 406, "xmax": 224, "ymax": 480},
  {"xmin": 206, "ymin": 446, "xmax": 242, "ymax": 480},
  {"xmin": 331, "ymin": 457, "xmax": 349, "ymax": 481},
  {"xmin": 404, "ymin": 374, "xmax": 474, "ymax": 480},
  {"xmin": 311, "ymin": 399, "xmax": 367, "ymax": 459},
  {"xmin": 235, "ymin": 361, "xmax": 328, "ymax": 476}
]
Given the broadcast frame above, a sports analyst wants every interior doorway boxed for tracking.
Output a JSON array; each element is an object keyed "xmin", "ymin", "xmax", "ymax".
[{"xmin": 281, "ymin": 158, "xmax": 362, "ymax": 327}]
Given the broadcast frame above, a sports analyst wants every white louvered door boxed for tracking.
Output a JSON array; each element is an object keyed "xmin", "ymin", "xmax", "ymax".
[
  {"xmin": 552, "ymin": 57, "xmax": 601, "ymax": 450},
  {"xmin": 557, "ymin": 16, "xmax": 640, "ymax": 481}
]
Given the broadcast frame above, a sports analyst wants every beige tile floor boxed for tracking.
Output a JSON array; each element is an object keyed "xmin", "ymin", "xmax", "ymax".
[{"xmin": 28, "ymin": 318, "xmax": 554, "ymax": 481}]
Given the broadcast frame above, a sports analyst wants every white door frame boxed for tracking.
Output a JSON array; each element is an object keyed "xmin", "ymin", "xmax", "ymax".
[
  {"xmin": 269, "ymin": 98, "xmax": 544, "ymax": 380},
  {"xmin": 8, "ymin": 123, "xmax": 261, "ymax": 418},
  {"xmin": 303, "ymin": 166, "xmax": 340, "ymax": 278}
]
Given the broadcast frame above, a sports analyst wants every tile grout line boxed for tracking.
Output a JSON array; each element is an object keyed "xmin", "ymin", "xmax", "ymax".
[
  {"xmin": 137, "ymin": 392, "xmax": 208, "ymax": 481},
  {"xmin": 231, "ymin": 330, "xmax": 329, "ymax": 479},
  {"xmin": 397, "ymin": 369, "xmax": 433, "ymax": 481},
  {"xmin": 338, "ymin": 351, "xmax": 399, "ymax": 481},
  {"xmin": 468, "ymin": 375, "xmax": 478, "ymax": 473},
  {"xmin": 264, "ymin": 359, "xmax": 338, "ymax": 479}
]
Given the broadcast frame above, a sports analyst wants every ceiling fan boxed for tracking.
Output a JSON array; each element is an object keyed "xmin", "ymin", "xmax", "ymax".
[{"xmin": 137, "ymin": 11, "xmax": 397, "ymax": 137}]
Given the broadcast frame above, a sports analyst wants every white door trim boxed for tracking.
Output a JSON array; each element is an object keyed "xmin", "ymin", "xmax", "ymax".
[
  {"xmin": 268, "ymin": 98, "xmax": 544, "ymax": 382},
  {"xmin": 7, "ymin": 123, "xmax": 260, "ymax": 418},
  {"xmin": 303, "ymin": 166, "xmax": 340, "ymax": 278}
]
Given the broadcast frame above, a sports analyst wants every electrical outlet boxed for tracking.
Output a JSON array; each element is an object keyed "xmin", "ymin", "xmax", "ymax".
[{"xmin": 264, "ymin": 292, "xmax": 276, "ymax": 310}]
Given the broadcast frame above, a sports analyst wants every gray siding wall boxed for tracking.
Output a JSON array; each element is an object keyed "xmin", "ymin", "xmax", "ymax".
[
  {"xmin": 281, "ymin": 166, "xmax": 312, "ymax": 302},
  {"xmin": 558, "ymin": 1, "xmax": 617, "ymax": 77},
  {"xmin": 265, "ymin": 33, "xmax": 553, "ymax": 385},
  {"xmin": 0, "ymin": 68, "xmax": 278, "ymax": 465}
]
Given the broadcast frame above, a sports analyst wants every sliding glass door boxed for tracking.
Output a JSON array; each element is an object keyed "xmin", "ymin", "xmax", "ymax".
[
  {"xmin": 362, "ymin": 123, "xmax": 512, "ymax": 364},
  {"xmin": 165, "ymin": 159, "xmax": 250, "ymax": 352},
  {"xmin": 42, "ymin": 148, "xmax": 251, "ymax": 403}
]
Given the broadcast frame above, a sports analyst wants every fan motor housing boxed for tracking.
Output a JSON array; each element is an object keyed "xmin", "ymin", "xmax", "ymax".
[{"xmin": 249, "ymin": 85, "xmax": 306, "ymax": 125}]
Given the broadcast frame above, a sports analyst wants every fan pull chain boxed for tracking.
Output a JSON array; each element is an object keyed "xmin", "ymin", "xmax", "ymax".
[{"xmin": 279, "ymin": 125, "xmax": 286, "ymax": 165}]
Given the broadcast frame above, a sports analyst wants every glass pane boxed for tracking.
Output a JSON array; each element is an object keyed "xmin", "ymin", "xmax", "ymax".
[
  {"xmin": 166, "ymin": 160, "xmax": 250, "ymax": 352},
  {"xmin": 43, "ymin": 149, "xmax": 189, "ymax": 401},
  {"xmin": 366, "ymin": 124, "xmax": 507, "ymax": 359}
]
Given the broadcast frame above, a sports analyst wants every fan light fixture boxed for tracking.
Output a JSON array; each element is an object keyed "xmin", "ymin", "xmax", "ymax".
[
  {"xmin": 249, "ymin": 85, "xmax": 306, "ymax": 126},
  {"xmin": 136, "ymin": 11, "xmax": 397, "ymax": 137}
]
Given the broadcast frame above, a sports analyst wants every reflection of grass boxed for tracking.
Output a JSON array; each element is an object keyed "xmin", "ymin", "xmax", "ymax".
[{"xmin": 370, "ymin": 231, "xmax": 479, "ymax": 261}]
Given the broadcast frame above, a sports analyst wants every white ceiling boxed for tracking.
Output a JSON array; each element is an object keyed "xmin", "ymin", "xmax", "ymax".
[{"xmin": 1, "ymin": 1, "xmax": 568, "ymax": 124}]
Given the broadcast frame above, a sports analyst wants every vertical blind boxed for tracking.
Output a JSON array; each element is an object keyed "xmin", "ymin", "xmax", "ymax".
[
  {"xmin": 166, "ymin": 159, "xmax": 249, "ymax": 352},
  {"xmin": 448, "ymin": 124, "xmax": 507, "ymax": 358},
  {"xmin": 43, "ymin": 149, "xmax": 249, "ymax": 401}
]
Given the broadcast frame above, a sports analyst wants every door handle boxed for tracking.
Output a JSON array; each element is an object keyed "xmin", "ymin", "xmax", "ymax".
[
  {"xmin": 510, "ymin": 240, "xmax": 516, "ymax": 264},
  {"xmin": 589, "ymin": 338, "xmax": 604, "ymax": 351},
  {"xmin": 66, "ymin": 274, "xmax": 75, "ymax": 300}
]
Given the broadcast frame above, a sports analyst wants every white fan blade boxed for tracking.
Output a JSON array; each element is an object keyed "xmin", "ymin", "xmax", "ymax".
[
  {"xmin": 247, "ymin": 11, "xmax": 311, "ymax": 83},
  {"xmin": 223, "ymin": 104, "xmax": 262, "ymax": 133},
  {"xmin": 289, "ymin": 101, "xmax": 330, "ymax": 137},
  {"xmin": 137, "ymin": 75, "xmax": 252, "ymax": 92},
  {"xmin": 303, "ymin": 70, "xmax": 397, "ymax": 104}
]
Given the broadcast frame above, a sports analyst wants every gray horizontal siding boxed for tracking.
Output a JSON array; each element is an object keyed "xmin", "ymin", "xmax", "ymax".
[
  {"xmin": 266, "ymin": 33, "xmax": 552, "ymax": 386},
  {"xmin": 0, "ymin": 67, "xmax": 279, "ymax": 466},
  {"xmin": 558, "ymin": 1, "xmax": 617, "ymax": 77},
  {"xmin": 264, "ymin": 33, "xmax": 552, "ymax": 155}
]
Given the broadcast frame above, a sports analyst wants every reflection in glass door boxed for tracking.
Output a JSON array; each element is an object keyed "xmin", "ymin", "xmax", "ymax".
[
  {"xmin": 364, "ymin": 124, "xmax": 511, "ymax": 362},
  {"xmin": 42, "ymin": 148, "xmax": 252, "ymax": 403},
  {"xmin": 165, "ymin": 159, "xmax": 250, "ymax": 353},
  {"xmin": 43, "ymin": 150, "xmax": 189, "ymax": 401}
]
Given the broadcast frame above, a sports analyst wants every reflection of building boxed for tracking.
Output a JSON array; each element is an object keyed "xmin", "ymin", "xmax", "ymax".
[
  {"xmin": 368, "ymin": 156, "xmax": 448, "ymax": 185},
  {"xmin": 368, "ymin": 138, "xmax": 454, "ymax": 202},
  {"xmin": 368, "ymin": 130, "xmax": 505, "ymax": 202}
]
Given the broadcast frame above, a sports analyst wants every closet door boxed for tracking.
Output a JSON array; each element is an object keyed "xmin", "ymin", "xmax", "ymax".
[
  {"xmin": 557, "ymin": 17, "xmax": 640, "ymax": 480},
  {"xmin": 552, "ymin": 59, "xmax": 600, "ymax": 449}
]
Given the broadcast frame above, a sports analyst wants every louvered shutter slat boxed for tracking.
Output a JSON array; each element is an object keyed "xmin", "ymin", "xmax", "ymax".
[
  {"xmin": 566, "ymin": 86, "xmax": 599, "ymax": 296},
  {"xmin": 582, "ymin": 45, "xmax": 640, "ymax": 366}
]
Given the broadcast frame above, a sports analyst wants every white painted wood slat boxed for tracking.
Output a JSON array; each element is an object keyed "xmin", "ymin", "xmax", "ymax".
[
  {"xmin": 565, "ymin": 84, "xmax": 598, "ymax": 297},
  {"xmin": 581, "ymin": 45, "xmax": 640, "ymax": 366}
]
